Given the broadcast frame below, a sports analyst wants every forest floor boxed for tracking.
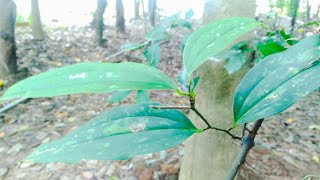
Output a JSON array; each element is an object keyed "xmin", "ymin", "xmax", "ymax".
[{"xmin": 0, "ymin": 18, "xmax": 319, "ymax": 180}]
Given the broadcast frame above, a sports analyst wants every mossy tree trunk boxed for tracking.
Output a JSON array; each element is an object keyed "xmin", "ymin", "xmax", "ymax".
[
  {"xmin": 115, "ymin": 0, "xmax": 125, "ymax": 33},
  {"xmin": 179, "ymin": 0, "xmax": 255, "ymax": 179},
  {"xmin": 94, "ymin": 0, "xmax": 107, "ymax": 46},
  {"xmin": 148, "ymin": 0, "xmax": 156, "ymax": 27},
  {"xmin": 0, "ymin": 0, "xmax": 17, "ymax": 78},
  {"xmin": 31, "ymin": 0, "xmax": 45, "ymax": 40}
]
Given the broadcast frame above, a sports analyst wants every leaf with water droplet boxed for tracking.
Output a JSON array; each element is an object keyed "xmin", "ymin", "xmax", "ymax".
[
  {"xmin": 26, "ymin": 103, "xmax": 200, "ymax": 163},
  {"xmin": 183, "ymin": 17, "xmax": 258, "ymax": 76},
  {"xmin": 1, "ymin": 62, "xmax": 178, "ymax": 101},
  {"xmin": 233, "ymin": 34, "xmax": 320, "ymax": 125}
]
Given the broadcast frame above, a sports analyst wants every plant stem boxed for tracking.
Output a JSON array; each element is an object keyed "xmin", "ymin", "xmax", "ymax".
[
  {"xmin": 204, "ymin": 126, "xmax": 242, "ymax": 140},
  {"xmin": 227, "ymin": 119, "xmax": 264, "ymax": 180},
  {"xmin": 149, "ymin": 105, "xmax": 191, "ymax": 109},
  {"xmin": 191, "ymin": 107, "xmax": 211, "ymax": 128}
]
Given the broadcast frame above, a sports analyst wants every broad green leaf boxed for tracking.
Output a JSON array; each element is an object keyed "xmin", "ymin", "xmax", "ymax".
[
  {"xmin": 143, "ymin": 43, "xmax": 161, "ymax": 67},
  {"xmin": 136, "ymin": 90, "xmax": 150, "ymax": 103},
  {"xmin": 27, "ymin": 104, "xmax": 200, "ymax": 163},
  {"xmin": 146, "ymin": 27, "xmax": 169, "ymax": 42},
  {"xmin": 233, "ymin": 35, "xmax": 320, "ymax": 125},
  {"xmin": 108, "ymin": 91, "xmax": 132, "ymax": 103},
  {"xmin": 2, "ymin": 62, "xmax": 178, "ymax": 101},
  {"xmin": 183, "ymin": 17, "xmax": 258, "ymax": 76},
  {"xmin": 258, "ymin": 41, "xmax": 287, "ymax": 56}
]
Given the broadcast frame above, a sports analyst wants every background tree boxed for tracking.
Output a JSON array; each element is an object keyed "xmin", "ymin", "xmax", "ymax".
[
  {"xmin": 148, "ymin": 0, "xmax": 156, "ymax": 27},
  {"xmin": 288, "ymin": 0, "xmax": 300, "ymax": 33},
  {"xmin": 115, "ymin": 0, "xmax": 125, "ymax": 33},
  {"xmin": 0, "ymin": 0, "xmax": 17, "ymax": 78},
  {"xmin": 31, "ymin": 0, "xmax": 45, "ymax": 40},
  {"xmin": 179, "ymin": 0, "xmax": 256, "ymax": 179},
  {"xmin": 94, "ymin": 0, "xmax": 107, "ymax": 46},
  {"xmin": 134, "ymin": 0, "xmax": 140, "ymax": 19}
]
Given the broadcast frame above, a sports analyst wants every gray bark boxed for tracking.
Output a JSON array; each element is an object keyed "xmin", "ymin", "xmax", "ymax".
[
  {"xmin": 31, "ymin": 0, "xmax": 45, "ymax": 40},
  {"xmin": 0, "ymin": 0, "xmax": 17, "ymax": 78},
  {"xmin": 148, "ymin": 0, "xmax": 156, "ymax": 27},
  {"xmin": 179, "ymin": 0, "xmax": 256, "ymax": 179},
  {"xmin": 95, "ymin": 0, "xmax": 107, "ymax": 46},
  {"xmin": 115, "ymin": 0, "xmax": 125, "ymax": 33}
]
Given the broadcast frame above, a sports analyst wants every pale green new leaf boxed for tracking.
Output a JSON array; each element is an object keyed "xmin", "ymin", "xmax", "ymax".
[
  {"xmin": 2, "ymin": 62, "xmax": 178, "ymax": 101},
  {"xmin": 233, "ymin": 35, "xmax": 320, "ymax": 125},
  {"xmin": 183, "ymin": 17, "xmax": 258, "ymax": 76},
  {"xmin": 27, "ymin": 104, "xmax": 200, "ymax": 163}
]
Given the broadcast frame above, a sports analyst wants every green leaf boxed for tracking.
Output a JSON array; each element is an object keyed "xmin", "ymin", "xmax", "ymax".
[
  {"xmin": 136, "ymin": 90, "xmax": 150, "ymax": 103},
  {"xmin": 108, "ymin": 91, "xmax": 132, "ymax": 103},
  {"xmin": 185, "ymin": 9, "xmax": 194, "ymax": 20},
  {"xmin": 162, "ymin": 12, "xmax": 180, "ymax": 28},
  {"xmin": 143, "ymin": 43, "xmax": 161, "ymax": 67},
  {"xmin": 257, "ymin": 41, "xmax": 287, "ymax": 56},
  {"xmin": 224, "ymin": 52, "xmax": 247, "ymax": 74},
  {"xmin": 190, "ymin": 76, "xmax": 200, "ymax": 92},
  {"xmin": 177, "ymin": 68, "xmax": 188, "ymax": 91},
  {"xmin": 233, "ymin": 35, "xmax": 320, "ymax": 125},
  {"xmin": 26, "ymin": 104, "xmax": 200, "ymax": 163},
  {"xmin": 183, "ymin": 17, "xmax": 258, "ymax": 76},
  {"xmin": 179, "ymin": 20, "xmax": 192, "ymax": 30},
  {"xmin": 279, "ymin": 29, "xmax": 299, "ymax": 46},
  {"xmin": 146, "ymin": 27, "xmax": 169, "ymax": 42},
  {"xmin": 2, "ymin": 62, "xmax": 178, "ymax": 101}
]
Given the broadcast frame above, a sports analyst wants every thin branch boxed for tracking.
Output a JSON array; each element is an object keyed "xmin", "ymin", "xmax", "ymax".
[
  {"xmin": 227, "ymin": 119, "xmax": 264, "ymax": 180},
  {"xmin": 203, "ymin": 125, "xmax": 242, "ymax": 140},
  {"xmin": 0, "ymin": 98, "xmax": 29, "ymax": 115},
  {"xmin": 191, "ymin": 107, "xmax": 241, "ymax": 140},
  {"xmin": 149, "ymin": 105, "xmax": 191, "ymax": 109},
  {"xmin": 191, "ymin": 107, "xmax": 211, "ymax": 128}
]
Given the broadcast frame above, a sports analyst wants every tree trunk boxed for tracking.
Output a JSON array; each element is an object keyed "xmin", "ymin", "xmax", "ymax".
[
  {"xmin": 289, "ymin": 0, "xmax": 300, "ymax": 33},
  {"xmin": 148, "ymin": 0, "xmax": 156, "ymax": 27},
  {"xmin": 31, "ymin": 0, "xmax": 44, "ymax": 40},
  {"xmin": 306, "ymin": 0, "xmax": 311, "ymax": 20},
  {"xmin": 115, "ymin": 0, "xmax": 125, "ymax": 33},
  {"xmin": 94, "ymin": 0, "xmax": 107, "ymax": 46},
  {"xmin": 179, "ymin": 0, "xmax": 255, "ymax": 179},
  {"xmin": 134, "ymin": 0, "xmax": 140, "ymax": 19},
  {"xmin": 0, "ymin": 0, "xmax": 17, "ymax": 78}
]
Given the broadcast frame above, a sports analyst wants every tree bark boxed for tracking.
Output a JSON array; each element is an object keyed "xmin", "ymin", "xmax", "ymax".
[
  {"xmin": 148, "ymin": 0, "xmax": 156, "ymax": 27},
  {"xmin": 115, "ymin": 0, "xmax": 125, "ymax": 33},
  {"xmin": 179, "ymin": 0, "xmax": 255, "ymax": 179},
  {"xmin": 31, "ymin": 0, "xmax": 45, "ymax": 40},
  {"xmin": 94, "ymin": 0, "xmax": 107, "ymax": 46},
  {"xmin": 0, "ymin": 0, "xmax": 17, "ymax": 78},
  {"xmin": 134, "ymin": 0, "xmax": 140, "ymax": 19}
]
